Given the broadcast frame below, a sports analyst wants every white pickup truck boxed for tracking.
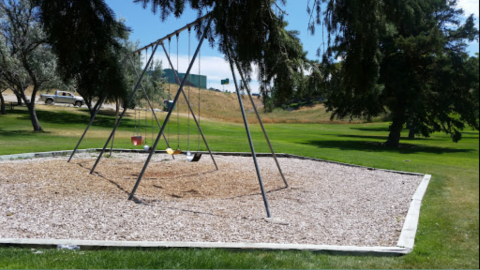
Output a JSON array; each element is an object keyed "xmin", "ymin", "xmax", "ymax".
[{"xmin": 40, "ymin": 91, "xmax": 84, "ymax": 107}]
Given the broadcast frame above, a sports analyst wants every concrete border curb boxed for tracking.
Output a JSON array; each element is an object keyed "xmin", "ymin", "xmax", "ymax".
[
  {"xmin": 0, "ymin": 149, "xmax": 431, "ymax": 255},
  {"xmin": 397, "ymin": 174, "xmax": 432, "ymax": 250},
  {"xmin": 0, "ymin": 149, "xmax": 94, "ymax": 161},
  {"xmin": 0, "ymin": 238, "xmax": 410, "ymax": 256}
]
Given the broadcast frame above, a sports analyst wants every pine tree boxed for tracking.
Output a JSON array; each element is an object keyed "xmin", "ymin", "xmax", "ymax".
[
  {"xmin": 310, "ymin": 0, "xmax": 479, "ymax": 147},
  {"xmin": 34, "ymin": 0, "xmax": 129, "ymax": 119}
]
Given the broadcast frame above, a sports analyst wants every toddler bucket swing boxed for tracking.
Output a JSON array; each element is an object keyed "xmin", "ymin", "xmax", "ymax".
[
  {"xmin": 131, "ymin": 106, "xmax": 144, "ymax": 146},
  {"xmin": 131, "ymin": 52, "xmax": 144, "ymax": 147},
  {"xmin": 142, "ymin": 47, "xmax": 156, "ymax": 153}
]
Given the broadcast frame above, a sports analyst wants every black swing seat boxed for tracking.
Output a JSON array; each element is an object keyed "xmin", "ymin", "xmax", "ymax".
[{"xmin": 191, "ymin": 153, "xmax": 202, "ymax": 162}]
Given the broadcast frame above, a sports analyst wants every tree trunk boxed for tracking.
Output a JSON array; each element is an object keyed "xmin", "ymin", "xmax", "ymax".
[
  {"xmin": 16, "ymin": 94, "xmax": 23, "ymax": 106},
  {"xmin": 386, "ymin": 119, "xmax": 403, "ymax": 147},
  {"xmin": 0, "ymin": 91, "xmax": 6, "ymax": 115},
  {"xmin": 26, "ymin": 101, "xmax": 43, "ymax": 132},
  {"xmin": 90, "ymin": 103, "xmax": 98, "ymax": 121},
  {"xmin": 408, "ymin": 127, "xmax": 416, "ymax": 139},
  {"xmin": 406, "ymin": 119, "xmax": 416, "ymax": 139},
  {"xmin": 116, "ymin": 98, "xmax": 120, "ymax": 117},
  {"xmin": 86, "ymin": 100, "xmax": 94, "ymax": 118},
  {"xmin": 22, "ymin": 88, "xmax": 43, "ymax": 132},
  {"xmin": 385, "ymin": 97, "xmax": 407, "ymax": 147}
]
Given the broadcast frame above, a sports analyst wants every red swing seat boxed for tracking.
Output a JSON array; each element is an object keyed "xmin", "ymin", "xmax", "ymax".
[{"xmin": 131, "ymin": 136, "xmax": 144, "ymax": 146}]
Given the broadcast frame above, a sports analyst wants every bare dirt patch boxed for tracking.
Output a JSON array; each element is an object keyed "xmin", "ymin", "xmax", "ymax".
[{"xmin": 0, "ymin": 153, "xmax": 423, "ymax": 247}]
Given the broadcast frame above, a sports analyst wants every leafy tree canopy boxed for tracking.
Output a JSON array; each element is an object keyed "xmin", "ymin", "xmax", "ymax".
[
  {"xmin": 0, "ymin": 0, "xmax": 62, "ymax": 131},
  {"xmin": 34, "ymin": 0, "xmax": 129, "ymax": 117},
  {"xmin": 309, "ymin": 0, "xmax": 479, "ymax": 146}
]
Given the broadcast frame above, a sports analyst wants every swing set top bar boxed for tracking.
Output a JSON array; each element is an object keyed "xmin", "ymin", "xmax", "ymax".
[{"xmin": 130, "ymin": 13, "xmax": 212, "ymax": 56}]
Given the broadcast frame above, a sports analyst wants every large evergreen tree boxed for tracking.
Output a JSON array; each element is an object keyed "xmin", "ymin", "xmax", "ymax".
[
  {"xmin": 309, "ymin": 0, "xmax": 479, "ymax": 147},
  {"xmin": 34, "ymin": 0, "xmax": 129, "ymax": 119},
  {"xmin": 256, "ymin": 21, "xmax": 311, "ymax": 108}
]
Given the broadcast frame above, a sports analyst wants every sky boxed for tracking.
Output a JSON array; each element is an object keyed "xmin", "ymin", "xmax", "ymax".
[{"xmin": 105, "ymin": 0, "xmax": 480, "ymax": 93}]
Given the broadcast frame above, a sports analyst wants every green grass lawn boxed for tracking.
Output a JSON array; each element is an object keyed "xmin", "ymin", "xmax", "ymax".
[{"xmin": 0, "ymin": 106, "xmax": 478, "ymax": 269}]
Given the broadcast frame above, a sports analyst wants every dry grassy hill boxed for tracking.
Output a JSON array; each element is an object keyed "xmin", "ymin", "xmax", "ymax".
[
  {"xmin": 3, "ymin": 85, "xmax": 370, "ymax": 124},
  {"xmin": 166, "ymin": 84, "xmax": 368, "ymax": 124}
]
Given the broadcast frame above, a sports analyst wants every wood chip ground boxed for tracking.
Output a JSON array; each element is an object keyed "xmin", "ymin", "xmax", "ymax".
[{"xmin": 0, "ymin": 153, "xmax": 423, "ymax": 247}]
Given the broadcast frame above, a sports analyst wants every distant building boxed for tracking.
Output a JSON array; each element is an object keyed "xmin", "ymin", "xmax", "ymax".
[{"xmin": 163, "ymin": 69, "xmax": 207, "ymax": 89}]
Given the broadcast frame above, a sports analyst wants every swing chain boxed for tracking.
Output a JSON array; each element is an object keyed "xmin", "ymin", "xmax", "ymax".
[
  {"xmin": 176, "ymin": 33, "xmax": 179, "ymax": 85},
  {"xmin": 143, "ymin": 107, "xmax": 146, "ymax": 145},
  {"xmin": 176, "ymin": 33, "xmax": 180, "ymax": 150},
  {"xmin": 150, "ymin": 47, "xmax": 154, "ymax": 71},
  {"xmin": 134, "ymin": 106, "xmax": 137, "ymax": 136},
  {"xmin": 152, "ymin": 103, "xmax": 154, "ymax": 147},
  {"xmin": 187, "ymin": 27, "xmax": 191, "ymax": 152},
  {"xmin": 168, "ymin": 38, "xmax": 171, "ymax": 142},
  {"xmin": 198, "ymin": 48, "xmax": 201, "ymax": 151},
  {"xmin": 144, "ymin": 47, "xmax": 148, "ymax": 144}
]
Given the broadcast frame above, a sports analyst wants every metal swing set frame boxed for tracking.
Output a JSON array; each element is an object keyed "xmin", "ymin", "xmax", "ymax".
[{"xmin": 68, "ymin": 14, "xmax": 288, "ymax": 218}]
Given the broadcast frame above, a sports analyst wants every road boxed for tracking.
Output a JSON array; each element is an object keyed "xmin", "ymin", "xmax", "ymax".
[{"xmin": 2, "ymin": 94, "xmax": 117, "ymax": 110}]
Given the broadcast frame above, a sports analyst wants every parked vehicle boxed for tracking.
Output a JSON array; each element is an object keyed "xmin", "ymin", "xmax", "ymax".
[{"xmin": 40, "ymin": 91, "xmax": 84, "ymax": 107}]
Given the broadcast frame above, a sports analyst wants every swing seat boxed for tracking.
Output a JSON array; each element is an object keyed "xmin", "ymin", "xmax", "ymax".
[
  {"xmin": 192, "ymin": 153, "xmax": 202, "ymax": 162},
  {"xmin": 166, "ymin": 148, "xmax": 182, "ymax": 155},
  {"xmin": 186, "ymin": 151, "xmax": 194, "ymax": 162},
  {"xmin": 187, "ymin": 151, "xmax": 202, "ymax": 162},
  {"xmin": 131, "ymin": 136, "xmax": 144, "ymax": 146}
]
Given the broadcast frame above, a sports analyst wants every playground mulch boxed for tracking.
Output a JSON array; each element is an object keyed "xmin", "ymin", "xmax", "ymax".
[{"xmin": 0, "ymin": 153, "xmax": 423, "ymax": 247}]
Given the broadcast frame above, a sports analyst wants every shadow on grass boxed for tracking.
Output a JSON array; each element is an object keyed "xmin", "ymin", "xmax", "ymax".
[
  {"xmin": 0, "ymin": 127, "xmax": 52, "ymax": 137},
  {"xmin": 15, "ymin": 109, "xmax": 139, "ymax": 130},
  {"xmin": 350, "ymin": 126, "xmax": 391, "ymax": 132},
  {"xmin": 351, "ymin": 127, "xmax": 479, "ymax": 138},
  {"xmin": 338, "ymin": 134, "xmax": 432, "ymax": 141},
  {"xmin": 78, "ymin": 108, "xmax": 126, "ymax": 117},
  {"xmin": 302, "ymin": 139, "xmax": 475, "ymax": 155}
]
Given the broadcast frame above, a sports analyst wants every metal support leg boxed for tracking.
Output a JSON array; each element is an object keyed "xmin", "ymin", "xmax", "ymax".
[
  {"xmin": 160, "ymin": 43, "xmax": 218, "ymax": 170},
  {"xmin": 128, "ymin": 57, "xmax": 175, "ymax": 159},
  {"xmin": 90, "ymin": 44, "xmax": 160, "ymax": 175},
  {"xmin": 128, "ymin": 17, "xmax": 214, "ymax": 200},
  {"xmin": 231, "ymin": 52, "xmax": 289, "ymax": 188},
  {"xmin": 68, "ymin": 95, "xmax": 107, "ymax": 163},
  {"xmin": 227, "ymin": 51, "xmax": 272, "ymax": 218}
]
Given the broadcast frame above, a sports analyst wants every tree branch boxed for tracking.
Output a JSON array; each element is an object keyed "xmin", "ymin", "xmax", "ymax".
[{"xmin": 273, "ymin": 1, "xmax": 289, "ymax": 16}]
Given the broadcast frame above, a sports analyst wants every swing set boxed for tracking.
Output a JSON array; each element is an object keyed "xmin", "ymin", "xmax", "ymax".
[
  {"xmin": 68, "ymin": 14, "xmax": 288, "ymax": 218},
  {"xmin": 163, "ymin": 31, "xmax": 203, "ymax": 161}
]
